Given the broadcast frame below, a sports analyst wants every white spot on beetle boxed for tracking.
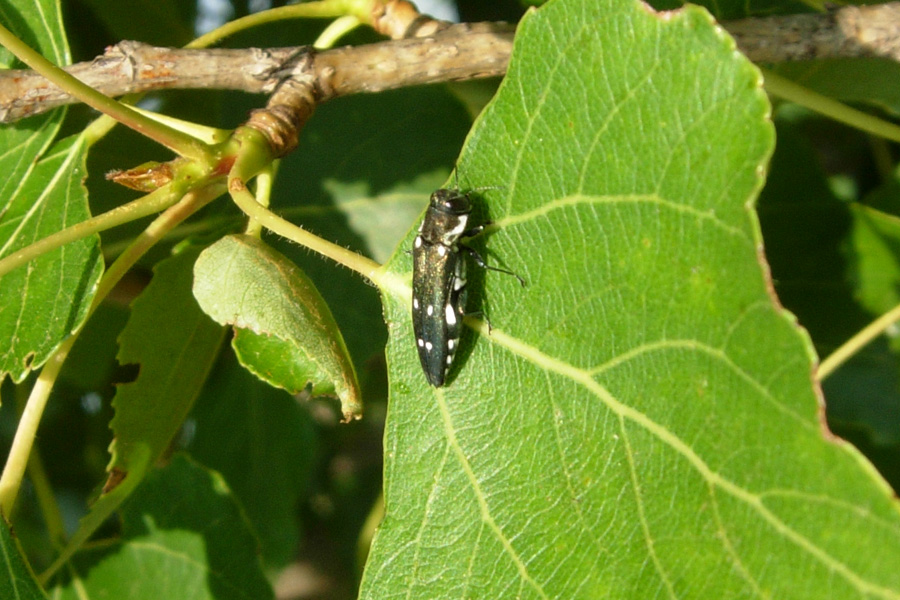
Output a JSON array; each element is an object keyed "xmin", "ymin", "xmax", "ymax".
[
  {"xmin": 437, "ymin": 245, "xmax": 447, "ymax": 257},
  {"xmin": 446, "ymin": 355, "xmax": 453, "ymax": 365},
  {"xmin": 414, "ymin": 236, "xmax": 423, "ymax": 248},
  {"xmin": 453, "ymin": 276, "xmax": 466, "ymax": 291},
  {"xmin": 417, "ymin": 338, "xmax": 424, "ymax": 347},
  {"xmin": 427, "ymin": 304, "xmax": 434, "ymax": 316},
  {"xmin": 425, "ymin": 341, "xmax": 433, "ymax": 351},
  {"xmin": 445, "ymin": 304, "xmax": 457, "ymax": 326},
  {"xmin": 448, "ymin": 216, "xmax": 468, "ymax": 236},
  {"xmin": 447, "ymin": 339, "xmax": 455, "ymax": 350},
  {"xmin": 413, "ymin": 297, "xmax": 419, "ymax": 310}
]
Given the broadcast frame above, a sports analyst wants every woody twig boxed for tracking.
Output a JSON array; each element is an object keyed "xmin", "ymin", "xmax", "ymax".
[{"xmin": 1, "ymin": 3, "xmax": 899, "ymax": 127}]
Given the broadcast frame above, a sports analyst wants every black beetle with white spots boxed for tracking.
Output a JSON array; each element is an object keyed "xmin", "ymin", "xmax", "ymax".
[{"xmin": 411, "ymin": 185, "xmax": 525, "ymax": 387}]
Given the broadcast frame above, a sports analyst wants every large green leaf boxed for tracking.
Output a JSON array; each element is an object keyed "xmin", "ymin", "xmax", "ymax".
[
  {"xmin": 365, "ymin": 0, "xmax": 900, "ymax": 597},
  {"xmin": 53, "ymin": 454, "xmax": 273, "ymax": 600},
  {"xmin": 109, "ymin": 243, "xmax": 224, "ymax": 482}
]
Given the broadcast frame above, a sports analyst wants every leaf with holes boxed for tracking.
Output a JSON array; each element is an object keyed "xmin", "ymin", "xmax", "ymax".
[
  {"xmin": 365, "ymin": 0, "xmax": 900, "ymax": 597},
  {"xmin": 51, "ymin": 244, "xmax": 224, "ymax": 572}
]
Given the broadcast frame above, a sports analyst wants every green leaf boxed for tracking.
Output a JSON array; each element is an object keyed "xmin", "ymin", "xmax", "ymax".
[
  {"xmin": 110, "ymin": 243, "xmax": 224, "ymax": 481},
  {"xmin": 52, "ymin": 454, "xmax": 273, "ymax": 600},
  {"xmin": 366, "ymin": 0, "xmax": 900, "ymax": 597},
  {"xmin": 193, "ymin": 234, "xmax": 363, "ymax": 420},
  {"xmin": 0, "ymin": 518, "xmax": 48, "ymax": 600},
  {"xmin": 187, "ymin": 348, "xmax": 318, "ymax": 568},
  {"xmin": 0, "ymin": 134, "xmax": 103, "ymax": 382},
  {"xmin": 53, "ymin": 244, "xmax": 224, "ymax": 570}
]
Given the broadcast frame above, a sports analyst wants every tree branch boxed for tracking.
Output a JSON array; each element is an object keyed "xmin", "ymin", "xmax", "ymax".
[
  {"xmin": 1, "ymin": 3, "xmax": 898, "ymax": 125},
  {"xmin": 0, "ymin": 22, "xmax": 513, "ymax": 124},
  {"xmin": 726, "ymin": 3, "xmax": 900, "ymax": 63}
]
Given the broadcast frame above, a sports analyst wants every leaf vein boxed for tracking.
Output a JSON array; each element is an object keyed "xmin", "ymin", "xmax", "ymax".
[
  {"xmin": 621, "ymin": 415, "xmax": 678, "ymax": 598},
  {"xmin": 478, "ymin": 326, "xmax": 900, "ymax": 600},
  {"xmin": 436, "ymin": 388, "xmax": 551, "ymax": 600},
  {"xmin": 494, "ymin": 193, "xmax": 748, "ymax": 240},
  {"xmin": 589, "ymin": 338, "xmax": 815, "ymax": 432}
]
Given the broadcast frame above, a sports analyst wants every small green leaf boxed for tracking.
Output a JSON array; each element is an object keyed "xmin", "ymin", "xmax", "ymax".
[
  {"xmin": 193, "ymin": 234, "xmax": 362, "ymax": 420},
  {"xmin": 52, "ymin": 455, "xmax": 274, "ymax": 600},
  {"xmin": 367, "ymin": 0, "xmax": 900, "ymax": 597},
  {"xmin": 0, "ymin": 518, "xmax": 48, "ymax": 600},
  {"xmin": 0, "ymin": 134, "xmax": 103, "ymax": 383},
  {"xmin": 53, "ymin": 245, "xmax": 224, "ymax": 569}
]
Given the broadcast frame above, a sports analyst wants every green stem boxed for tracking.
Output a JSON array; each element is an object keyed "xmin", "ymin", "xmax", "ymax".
[
  {"xmin": 817, "ymin": 302, "xmax": 900, "ymax": 381},
  {"xmin": 188, "ymin": 0, "xmax": 374, "ymax": 48},
  {"xmin": 0, "ymin": 338, "xmax": 74, "ymax": 517},
  {"xmin": 227, "ymin": 138, "xmax": 383, "ymax": 283},
  {"xmin": 0, "ymin": 185, "xmax": 181, "ymax": 278},
  {"xmin": 229, "ymin": 179, "xmax": 382, "ymax": 284},
  {"xmin": 314, "ymin": 15, "xmax": 363, "ymax": 48},
  {"xmin": 10, "ymin": 377, "xmax": 66, "ymax": 546},
  {"xmin": 0, "ymin": 183, "xmax": 225, "ymax": 518},
  {"xmin": 243, "ymin": 165, "xmax": 276, "ymax": 238},
  {"xmin": 762, "ymin": 69, "xmax": 900, "ymax": 143},
  {"xmin": 228, "ymin": 127, "xmax": 383, "ymax": 280},
  {"xmin": 0, "ymin": 23, "xmax": 211, "ymax": 161}
]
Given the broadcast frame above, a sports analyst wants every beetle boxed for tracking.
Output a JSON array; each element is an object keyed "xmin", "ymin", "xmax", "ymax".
[{"xmin": 412, "ymin": 184, "xmax": 525, "ymax": 386}]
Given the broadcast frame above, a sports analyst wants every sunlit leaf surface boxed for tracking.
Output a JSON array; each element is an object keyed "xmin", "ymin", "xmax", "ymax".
[{"xmin": 364, "ymin": 0, "xmax": 900, "ymax": 597}]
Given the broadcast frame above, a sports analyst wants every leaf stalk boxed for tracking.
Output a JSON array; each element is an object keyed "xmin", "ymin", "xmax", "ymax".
[
  {"xmin": 817, "ymin": 302, "xmax": 900, "ymax": 380},
  {"xmin": 762, "ymin": 69, "xmax": 900, "ymax": 143}
]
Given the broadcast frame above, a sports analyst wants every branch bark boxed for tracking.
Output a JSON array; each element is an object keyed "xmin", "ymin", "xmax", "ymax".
[
  {"xmin": 0, "ymin": 22, "xmax": 513, "ymax": 123},
  {"xmin": 726, "ymin": 3, "xmax": 900, "ymax": 63},
  {"xmin": 0, "ymin": 2, "xmax": 898, "ymax": 124}
]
